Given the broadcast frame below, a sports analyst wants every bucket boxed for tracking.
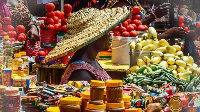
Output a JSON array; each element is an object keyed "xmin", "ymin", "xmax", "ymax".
[{"xmin": 112, "ymin": 36, "xmax": 137, "ymax": 65}]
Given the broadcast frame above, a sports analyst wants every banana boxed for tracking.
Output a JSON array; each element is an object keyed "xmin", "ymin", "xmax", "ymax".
[
  {"xmin": 159, "ymin": 61, "xmax": 168, "ymax": 68},
  {"xmin": 135, "ymin": 43, "xmax": 142, "ymax": 50},
  {"xmin": 175, "ymin": 60, "xmax": 186, "ymax": 68},
  {"xmin": 129, "ymin": 65, "xmax": 139, "ymax": 73},
  {"xmin": 142, "ymin": 44, "xmax": 154, "ymax": 51},
  {"xmin": 163, "ymin": 54, "xmax": 175, "ymax": 60},
  {"xmin": 177, "ymin": 66, "xmax": 186, "ymax": 73},
  {"xmin": 148, "ymin": 27, "xmax": 157, "ymax": 40},
  {"xmin": 172, "ymin": 45, "xmax": 181, "ymax": 51},
  {"xmin": 159, "ymin": 39, "xmax": 169, "ymax": 47},
  {"xmin": 141, "ymin": 33, "xmax": 148, "ymax": 41},
  {"xmin": 152, "ymin": 51, "xmax": 163, "ymax": 57},
  {"xmin": 166, "ymin": 46, "xmax": 176, "ymax": 55},
  {"xmin": 137, "ymin": 59, "xmax": 146, "ymax": 67},
  {"xmin": 151, "ymin": 57, "xmax": 161, "ymax": 64},
  {"xmin": 130, "ymin": 41, "xmax": 135, "ymax": 49},
  {"xmin": 167, "ymin": 58, "xmax": 175, "ymax": 65},
  {"xmin": 155, "ymin": 47, "xmax": 166, "ymax": 53},
  {"xmin": 176, "ymin": 51, "xmax": 183, "ymax": 58},
  {"xmin": 152, "ymin": 41, "xmax": 159, "ymax": 50},
  {"xmin": 168, "ymin": 65, "xmax": 177, "ymax": 70}
]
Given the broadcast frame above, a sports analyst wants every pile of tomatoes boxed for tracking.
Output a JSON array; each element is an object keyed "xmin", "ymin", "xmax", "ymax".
[
  {"xmin": 40, "ymin": 3, "xmax": 72, "ymax": 32},
  {"xmin": 0, "ymin": 16, "xmax": 26, "ymax": 42},
  {"xmin": 111, "ymin": 6, "xmax": 148, "ymax": 37},
  {"xmin": 178, "ymin": 16, "xmax": 189, "ymax": 33}
]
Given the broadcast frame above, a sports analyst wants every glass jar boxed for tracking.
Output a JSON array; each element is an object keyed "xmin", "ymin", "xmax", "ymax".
[
  {"xmin": 81, "ymin": 91, "xmax": 90, "ymax": 112},
  {"xmin": 46, "ymin": 107, "xmax": 60, "ymax": 112},
  {"xmin": 106, "ymin": 80, "xmax": 123, "ymax": 103},
  {"xmin": 89, "ymin": 80, "xmax": 105, "ymax": 105},
  {"xmin": 86, "ymin": 103, "xmax": 106, "ymax": 112},
  {"xmin": 59, "ymin": 97, "xmax": 81, "ymax": 112},
  {"xmin": 106, "ymin": 101, "xmax": 125, "ymax": 112},
  {"xmin": 123, "ymin": 95, "xmax": 131, "ymax": 109}
]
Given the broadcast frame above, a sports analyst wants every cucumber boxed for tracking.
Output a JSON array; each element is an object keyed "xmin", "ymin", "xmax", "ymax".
[{"xmin": 136, "ymin": 65, "xmax": 147, "ymax": 74}]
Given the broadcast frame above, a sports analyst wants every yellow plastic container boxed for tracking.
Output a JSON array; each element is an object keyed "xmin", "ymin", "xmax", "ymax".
[
  {"xmin": 106, "ymin": 101, "xmax": 125, "ymax": 112},
  {"xmin": 19, "ymin": 51, "xmax": 29, "ymax": 76},
  {"xmin": 59, "ymin": 97, "xmax": 81, "ymax": 112},
  {"xmin": 46, "ymin": 107, "xmax": 60, "ymax": 112},
  {"xmin": 81, "ymin": 91, "xmax": 90, "ymax": 112},
  {"xmin": 123, "ymin": 94, "xmax": 131, "ymax": 109},
  {"xmin": 86, "ymin": 103, "xmax": 106, "ymax": 112}
]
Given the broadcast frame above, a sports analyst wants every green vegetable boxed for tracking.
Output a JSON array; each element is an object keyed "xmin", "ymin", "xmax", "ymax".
[{"xmin": 136, "ymin": 65, "xmax": 147, "ymax": 74}]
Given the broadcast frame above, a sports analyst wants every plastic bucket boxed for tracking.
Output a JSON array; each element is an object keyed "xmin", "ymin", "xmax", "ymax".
[
  {"xmin": 40, "ymin": 29, "xmax": 57, "ymax": 43},
  {"xmin": 112, "ymin": 36, "xmax": 137, "ymax": 65}
]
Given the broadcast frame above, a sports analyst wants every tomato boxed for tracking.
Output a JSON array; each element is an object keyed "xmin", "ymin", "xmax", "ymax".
[
  {"xmin": 45, "ymin": 18, "xmax": 54, "ymax": 25},
  {"xmin": 0, "ymin": 23, "xmax": 2, "ymax": 30},
  {"xmin": 114, "ymin": 31, "xmax": 121, "ymax": 36},
  {"xmin": 109, "ymin": 30, "xmax": 113, "ymax": 33},
  {"xmin": 61, "ymin": 18, "xmax": 67, "ymax": 26},
  {"xmin": 61, "ymin": 25, "xmax": 68, "ymax": 32},
  {"xmin": 0, "ymin": 30, "xmax": 3, "ymax": 34},
  {"xmin": 17, "ymin": 33, "xmax": 26, "ymax": 42},
  {"xmin": 54, "ymin": 10, "xmax": 62, "ymax": 19},
  {"xmin": 44, "ymin": 50, "xmax": 49, "ymax": 55},
  {"xmin": 122, "ymin": 21, "xmax": 129, "ymax": 27},
  {"xmin": 3, "ymin": 25, "xmax": 15, "ymax": 32},
  {"xmin": 196, "ymin": 22, "xmax": 200, "ymax": 28},
  {"xmin": 119, "ymin": 26, "xmax": 127, "ymax": 32},
  {"xmin": 46, "ymin": 11, "xmax": 55, "ymax": 18},
  {"xmin": 64, "ymin": 13, "xmax": 71, "ymax": 19},
  {"xmin": 47, "ymin": 24, "xmax": 55, "ymax": 30},
  {"xmin": 61, "ymin": 12, "xmax": 64, "ymax": 19},
  {"xmin": 45, "ymin": 3, "xmax": 55, "ymax": 12},
  {"xmin": 137, "ymin": 25, "xmax": 146, "ymax": 31},
  {"xmin": 130, "ymin": 30, "xmax": 138, "ymax": 37},
  {"xmin": 16, "ymin": 25, "xmax": 25, "ymax": 33},
  {"xmin": 53, "ymin": 16, "xmax": 59, "ymax": 24},
  {"xmin": 122, "ymin": 31, "xmax": 130, "ymax": 37},
  {"xmin": 127, "ymin": 24, "xmax": 135, "ymax": 31},
  {"xmin": 178, "ymin": 23, "xmax": 185, "ymax": 27},
  {"xmin": 138, "ymin": 20, "xmax": 142, "ymax": 26},
  {"xmin": 132, "ymin": 6, "xmax": 140, "ymax": 15},
  {"xmin": 3, "ymin": 17, "xmax": 12, "ymax": 25},
  {"xmin": 130, "ymin": 24, "xmax": 137, "ymax": 30},
  {"xmin": 64, "ymin": 4, "xmax": 72, "ymax": 13},
  {"xmin": 126, "ymin": 19, "xmax": 132, "ymax": 24},
  {"xmin": 0, "ymin": 31, "xmax": 8, "ymax": 36},
  {"xmin": 113, "ymin": 26, "xmax": 120, "ymax": 32},
  {"xmin": 54, "ymin": 24, "xmax": 61, "ymax": 32},
  {"xmin": 8, "ymin": 31, "xmax": 17, "ymax": 38},
  {"xmin": 40, "ymin": 24, "xmax": 46, "ymax": 30},
  {"xmin": 178, "ymin": 16, "xmax": 184, "ymax": 23},
  {"xmin": 132, "ymin": 15, "xmax": 141, "ymax": 20},
  {"xmin": 144, "ymin": 25, "xmax": 148, "ymax": 30},
  {"xmin": 184, "ymin": 27, "xmax": 189, "ymax": 32},
  {"xmin": 132, "ymin": 20, "xmax": 139, "ymax": 26},
  {"xmin": 38, "ymin": 51, "xmax": 46, "ymax": 56}
]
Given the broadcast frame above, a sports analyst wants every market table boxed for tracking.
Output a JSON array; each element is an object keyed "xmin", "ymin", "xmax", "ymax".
[{"xmin": 32, "ymin": 60, "xmax": 129, "ymax": 84}]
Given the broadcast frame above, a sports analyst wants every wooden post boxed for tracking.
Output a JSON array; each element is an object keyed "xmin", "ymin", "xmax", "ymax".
[{"xmin": 61, "ymin": 0, "xmax": 64, "ymax": 12}]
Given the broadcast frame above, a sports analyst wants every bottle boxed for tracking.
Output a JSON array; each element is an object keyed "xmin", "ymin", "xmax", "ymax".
[
  {"xmin": 3, "ymin": 35, "xmax": 13, "ymax": 68},
  {"xmin": 12, "ymin": 53, "xmax": 25, "ymax": 78},
  {"xmin": 19, "ymin": 51, "xmax": 29, "ymax": 76}
]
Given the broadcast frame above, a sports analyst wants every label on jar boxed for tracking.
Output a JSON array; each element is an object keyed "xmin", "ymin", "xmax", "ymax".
[{"xmin": 169, "ymin": 96, "xmax": 183, "ymax": 112}]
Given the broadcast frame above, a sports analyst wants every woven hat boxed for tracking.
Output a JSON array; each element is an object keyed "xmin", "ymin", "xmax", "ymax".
[{"xmin": 43, "ymin": 7, "xmax": 131, "ymax": 63}]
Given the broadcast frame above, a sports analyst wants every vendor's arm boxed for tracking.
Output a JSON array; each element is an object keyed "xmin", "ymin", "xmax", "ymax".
[
  {"xmin": 158, "ymin": 27, "xmax": 186, "ymax": 39},
  {"xmin": 68, "ymin": 70, "xmax": 97, "ymax": 83},
  {"xmin": 27, "ymin": 20, "xmax": 39, "ymax": 46}
]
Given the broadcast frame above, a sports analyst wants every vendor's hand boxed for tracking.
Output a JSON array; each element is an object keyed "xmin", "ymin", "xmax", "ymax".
[
  {"xmin": 154, "ymin": 3, "xmax": 171, "ymax": 18},
  {"xmin": 27, "ymin": 25, "xmax": 39, "ymax": 46},
  {"xmin": 144, "ymin": 103, "xmax": 162, "ymax": 112},
  {"xmin": 164, "ymin": 27, "xmax": 186, "ymax": 39}
]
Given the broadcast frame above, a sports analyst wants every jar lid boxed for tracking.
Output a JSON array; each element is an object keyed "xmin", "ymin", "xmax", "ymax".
[
  {"xmin": 14, "ymin": 53, "xmax": 21, "ymax": 58},
  {"xmin": 60, "ymin": 97, "xmax": 81, "ymax": 105},
  {"xmin": 123, "ymin": 94, "xmax": 131, "ymax": 102},
  {"xmin": 125, "ymin": 108, "xmax": 142, "ymax": 112},
  {"xmin": 46, "ymin": 107, "xmax": 60, "ymax": 112},
  {"xmin": 81, "ymin": 91, "xmax": 90, "ymax": 99},
  {"xmin": 3, "ymin": 35, "xmax": 9, "ymax": 40},
  {"xmin": 106, "ymin": 101, "xmax": 124, "ymax": 108},
  {"xmin": 90, "ymin": 80, "xmax": 105, "ymax": 87},
  {"xmin": 19, "ymin": 51, "xmax": 26, "ymax": 56},
  {"xmin": 106, "ymin": 80, "xmax": 123, "ymax": 87},
  {"xmin": 87, "ymin": 102, "xmax": 106, "ymax": 110}
]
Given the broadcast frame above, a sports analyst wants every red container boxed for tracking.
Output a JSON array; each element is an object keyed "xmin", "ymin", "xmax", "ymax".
[
  {"xmin": 61, "ymin": 52, "xmax": 75, "ymax": 65},
  {"xmin": 187, "ymin": 106, "xmax": 197, "ymax": 112},
  {"xmin": 40, "ymin": 29, "xmax": 57, "ymax": 43}
]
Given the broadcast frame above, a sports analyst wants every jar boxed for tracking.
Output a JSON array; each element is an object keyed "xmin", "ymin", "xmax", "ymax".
[
  {"xmin": 123, "ymin": 95, "xmax": 131, "ymax": 109},
  {"xmin": 81, "ymin": 91, "xmax": 90, "ymax": 112},
  {"xmin": 133, "ymin": 99, "xmax": 149, "ymax": 110},
  {"xmin": 46, "ymin": 107, "xmax": 60, "ymax": 112},
  {"xmin": 59, "ymin": 97, "xmax": 81, "ymax": 112},
  {"xmin": 0, "ymin": 86, "xmax": 6, "ymax": 111},
  {"xmin": 86, "ymin": 103, "xmax": 106, "ymax": 112},
  {"xmin": 103, "ymin": 89, "xmax": 107, "ymax": 103},
  {"xmin": 124, "ymin": 108, "xmax": 142, "ymax": 112},
  {"xmin": 106, "ymin": 101, "xmax": 125, "ymax": 112},
  {"xmin": 90, "ymin": 80, "xmax": 105, "ymax": 105},
  {"xmin": 106, "ymin": 80, "xmax": 123, "ymax": 103}
]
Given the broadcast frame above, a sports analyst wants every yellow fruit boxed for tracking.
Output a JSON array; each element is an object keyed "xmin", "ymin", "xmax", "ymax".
[
  {"xmin": 163, "ymin": 54, "xmax": 175, "ymax": 60},
  {"xmin": 140, "ymin": 40, "xmax": 149, "ymax": 47},
  {"xmin": 152, "ymin": 51, "xmax": 163, "ymax": 57},
  {"xmin": 155, "ymin": 47, "xmax": 166, "ymax": 53},
  {"xmin": 148, "ymin": 27, "xmax": 157, "ymax": 40},
  {"xmin": 129, "ymin": 65, "xmax": 139, "ymax": 73},
  {"xmin": 178, "ymin": 71, "xmax": 191, "ymax": 79},
  {"xmin": 188, "ymin": 56, "xmax": 194, "ymax": 65},
  {"xmin": 159, "ymin": 39, "xmax": 169, "ymax": 47},
  {"xmin": 141, "ymin": 33, "xmax": 148, "ymax": 41},
  {"xmin": 159, "ymin": 61, "xmax": 168, "ymax": 68},
  {"xmin": 177, "ymin": 66, "xmax": 186, "ymax": 73},
  {"xmin": 135, "ymin": 43, "xmax": 142, "ymax": 50},
  {"xmin": 172, "ymin": 70, "xmax": 178, "ymax": 77},
  {"xmin": 137, "ymin": 59, "xmax": 146, "ymax": 67},
  {"xmin": 172, "ymin": 45, "xmax": 181, "ymax": 51},
  {"xmin": 142, "ymin": 44, "xmax": 154, "ymax": 51},
  {"xmin": 152, "ymin": 41, "xmax": 159, "ymax": 50},
  {"xmin": 151, "ymin": 57, "xmax": 161, "ymax": 64},
  {"xmin": 146, "ymin": 39, "xmax": 154, "ymax": 44},
  {"xmin": 130, "ymin": 41, "xmax": 135, "ymax": 49},
  {"xmin": 185, "ymin": 64, "xmax": 193, "ymax": 71},
  {"xmin": 176, "ymin": 51, "xmax": 183, "ymax": 58},
  {"xmin": 143, "ymin": 56, "xmax": 151, "ymax": 63},
  {"xmin": 168, "ymin": 65, "xmax": 177, "ymax": 70},
  {"xmin": 166, "ymin": 46, "xmax": 176, "ymax": 54},
  {"xmin": 174, "ymin": 56, "xmax": 180, "ymax": 60},
  {"xmin": 167, "ymin": 58, "xmax": 175, "ymax": 65},
  {"xmin": 175, "ymin": 60, "xmax": 186, "ymax": 68},
  {"xmin": 135, "ymin": 38, "xmax": 141, "ymax": 43}
]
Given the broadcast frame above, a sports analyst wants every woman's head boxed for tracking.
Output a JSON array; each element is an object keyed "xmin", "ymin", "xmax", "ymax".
[{"xmin": 92, "ymin": 33, "xmax": 111, "ymax": 51}]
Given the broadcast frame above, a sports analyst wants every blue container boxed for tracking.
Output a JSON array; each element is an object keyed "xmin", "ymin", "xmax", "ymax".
[
  {"xmin": 46, "ymin": 60, "xmax": 55, "ymax": 65},
  {"xmin": 197, "ymin": 107, "xmax": 200, "ymax": 112},
  {"xmin": 39, "ymin": 56, "xmax": 45, "ymax": 63}
]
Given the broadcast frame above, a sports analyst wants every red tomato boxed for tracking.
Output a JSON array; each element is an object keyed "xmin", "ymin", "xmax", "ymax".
[
  {"xmin": 61, "ymin": 25, "xmax": 68, "ymax": 32},
  {"xmin": 3, "ymin": 17, "xmax": 12, "ymax": 25},
  {"xmin": 0, "ymin": 31, "xmax": 8, "ymax": 36},
  {"xmin": 178, "ymin": 23, "xmax": 185, "ymax": 27},
  {"xmin": 132, "ymin": 20, "xmax": 140, "ymax": 26},
  {"xmin": 122, "ymin": 31, "xmax": 130, "ymax": 37},
  {"xmin": 130, "ymin": 24, "xmax": 137, "ymax": 30},
  {"xmin": 53, "ymin": 16, "xmax": 59, "ymax": 24},
  {"xmin": 132, "ymin": 15, "xmax": 141, "ymax": 20},
  {"xmin": 196, "ymin": 22, "xmax": 200, "ymax": 28},
  {"xmin": 109, "ymin": 30, "xmax": 113, "ymax": 33},
  {"xmin": 0, "ymin": 23, "xmax": 2, "ymax": 30},
  {"xmin": 38, "ymin": 51, "xmax": 46, "ymax": 56},
  {"xmin": 3, "ymin": 25, "xmax": 15, "ymax": 32},
  {"xmin": 122, "ymin": 21, "xmax": 129, "ymax": 27},
  {"xmin": 47, "ymin": 24, "xmax": 55, "ymax": 30},
  {"xmin": 17, "ymin": 33, "xmax": 26, "ymax": 42},
  {"xmin": 44, "ymin": 50, "xmax": 49, "ymax": 55},
  {"xmin": 46, "ymin": 11, "xmax": 55, "ymax": 18},
  {"xmin": 61, "ymin": 18, "xmax": 67, "ymax": 26},
  {"xmin": 54, "ymin": 10, "xmax": 62, "ymax": 19},
  {"xmin": 64, "ymin": 4, "xmax": 72, "ymax": 13},
  {"xmin": 45, "ymin": 18, "xmax": 54, "ymax": 25},
  {"xmin": 126, "ymin": 19, "xmax": 132, "ymax": 24},
  {"xmin": 184, "ymin": 27, "xmax": 189, "ymax": 32},
  {"xmin": 60, "ymin": 12, "xmax": 64, "ymax": 19},
  {"xmin": 0, "ymin": 30, "xmax": 3, "ymax": 34},
  {"xmin": 45, "ymin": 3, "xmax": 55, "ymax": 12},
  {"xmin": 64, "ymin": 13, "xmax": 71, "ymax": 19},
  {"xmin": 8, "ymin": 31, "xmax": 17, "ymax": 38},
  {"xmin": 137, "ymin": 25, "xmax": 146, "ymax": 31},
  {"xmin": 114, "ymin": 31, "xmax": 121, "ymax": 36},
  {"xmin": 16, "ymin": 25, "xmax": 25, "ymax": 33},
  {"xmin": 144, "ymin": 25, "xmax": 148, "ymax": 30},
  {"xmin": 119, "ymin": 26, "xmax": 127, "ymax": 32},
  {"xmin": 113, "ymin": 26, "xmax": 120, "ymax": 32},
  {"xmin": 54, "ymin": 24, "xmax": 61, "ymax": 32},
  {"xmin": 130, "ymin": 30, "xmax": 138, "ymax": 37},
  {"xmin": 40, "ymin": 24, "xmax": 46, "ymax": 30},
  {"xmin": 132, "ymin": 6, "xmax": 140, "ymax": 15},
  {"xmin": 127, "ymin": 24, "xmax": 135, "ymax": 31},
  {"xmin": 178, "ymin": 16, "xmax": 184, "ymax": 23}
]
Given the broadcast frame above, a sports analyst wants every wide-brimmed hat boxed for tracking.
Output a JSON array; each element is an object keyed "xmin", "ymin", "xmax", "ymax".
[{"xmin": 43, "ymin": 7, "xmax": 131, "ymax": 63}]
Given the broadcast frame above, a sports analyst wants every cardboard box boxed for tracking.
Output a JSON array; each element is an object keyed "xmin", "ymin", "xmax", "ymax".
[
  {"xmin": 2, "ymin": 69, "xmax": 11, "ymax": 86},
  {"xmin": 11, "ymin": 75, "xmax": 37, "ymax": 89}
]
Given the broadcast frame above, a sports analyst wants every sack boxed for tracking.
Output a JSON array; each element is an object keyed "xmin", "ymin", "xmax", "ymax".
[{"xmin": 183, "ymin": 36, "xmax": 199, "ymax": 62}]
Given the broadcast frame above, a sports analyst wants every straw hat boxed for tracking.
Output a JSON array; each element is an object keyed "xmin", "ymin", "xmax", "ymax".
[{"xmin": 43, "ymin": 7, "xmax": 131, "ymax": 63}]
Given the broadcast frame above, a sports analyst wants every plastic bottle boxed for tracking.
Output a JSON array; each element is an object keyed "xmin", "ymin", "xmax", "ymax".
[
  {"xmin": 19, "ymin": 51, "xmax": 29, "ymax": 76},
  {"xmin": 12, "ymin": 53, "xmax": 25, "ymax": 78},
  {"xmin": 3, "ymin": 35, "xmax": 13, "ymax": 68}
]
